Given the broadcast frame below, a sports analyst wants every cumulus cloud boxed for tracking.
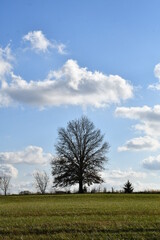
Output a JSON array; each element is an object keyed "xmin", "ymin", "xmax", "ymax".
[
  {"xmin": 118, "ymin": 136, "xmax": 160, "ymax": 152},
  {"xmin": 0, "ymin": 164, "xmax": 18, "ymax": 178},
  {"xmin": 0, "ymin": 59, "xmax": 133, "ymax": 108},
  {"xmin": 115, "ymin": 105, "xmax": 160, "ymax": 138},
  {"xmin": 143, "ymin": 155, "xmax": 160, "ymax": 170},
  {"xmin": 0, "ymin": 146, "xmax": 52, "ymax": 165},
  {"xmin": 23, "ymin": 30, "xmax": 66, "ymax": 54},
  {"xmin": 115, "ymin": 105, "xmax": 160, "ymax": 122},
  {"xmin": 115, "ymin": 105, "xmax": 160, "ymax": 151},
  {"xmin": 23, "ymin": 31, "xmax": 51, "ymax": 52},
  {"xmin": 149, "ymin": 63, "xmax": 160, "ymax": 90}
]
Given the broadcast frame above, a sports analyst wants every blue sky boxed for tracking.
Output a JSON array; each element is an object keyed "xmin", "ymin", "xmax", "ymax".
[{"xmin": 1, "ymin": 0, "xmax": 160, "ymax": 193}]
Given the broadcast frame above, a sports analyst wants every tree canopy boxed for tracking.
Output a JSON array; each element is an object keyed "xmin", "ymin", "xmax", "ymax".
[{"xmin": 51, "ymin": 116, "xmax": 109, "ymax": 193}]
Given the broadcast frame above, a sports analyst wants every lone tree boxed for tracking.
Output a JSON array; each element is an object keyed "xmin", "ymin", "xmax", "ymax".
[
  {"xmin": 34, "ymin": 171, "xmax": 49, "ymax": 194},
  {"xmin": 0, "ymin": 175, "xmax": 11, "ymax": 196},
  {"xmin": 123, "ymin": 180, "xmax": 134, "ymax": 193},
  {"xmin": 51, "ymin": 116, "xmax": 109, "ymax": 193}
]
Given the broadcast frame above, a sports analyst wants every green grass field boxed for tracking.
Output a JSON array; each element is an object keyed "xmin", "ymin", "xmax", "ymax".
[{"xmin": 0, "ymin": 194, "xmax": 160, "ymax": 239}]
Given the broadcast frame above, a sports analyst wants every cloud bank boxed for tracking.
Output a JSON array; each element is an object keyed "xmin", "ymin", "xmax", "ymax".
[{"xmin": 0, "ymin": 56, "xmax": 133, "ymax": 108}]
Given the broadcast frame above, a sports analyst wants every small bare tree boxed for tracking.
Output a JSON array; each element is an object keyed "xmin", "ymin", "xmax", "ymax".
[
  {"xmin": 0, "ymin": 176, "xmax": 11, "ymax": 196},
  {"xmin": 34, "ymin": 171, "xmax": 49, "ymax": 194}
]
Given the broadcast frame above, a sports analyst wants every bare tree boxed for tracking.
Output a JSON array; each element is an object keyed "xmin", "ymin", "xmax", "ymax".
[
  {"xmin": 0, "ymin": 176, "xmax": 11, "ymax": 196},
  {"xmin": 34, "ymin": 171, "xmax": 49, "ymax": 194},
  {"xmin": 51, "ymin": 116, "xmax": 109, "ymax": 193}
]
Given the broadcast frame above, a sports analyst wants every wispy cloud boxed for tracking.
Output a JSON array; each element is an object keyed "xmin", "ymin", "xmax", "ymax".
[
  {"xmin": 106, "ymin": 169, "xmax": 146, "ymax": 179},
  {"xmin": 56, "ymin": 43, "xmax": 67, "ymax": 55},
  {"xmin": 23, "ymin": 30, "xmax": 66, "ymax": 54},
  {"xmin": 0, "ymin": 45, "xmax": 13, "ymax": 81}
]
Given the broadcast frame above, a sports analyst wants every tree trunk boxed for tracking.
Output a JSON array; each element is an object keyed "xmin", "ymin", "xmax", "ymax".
[{"xmin": 79, "ymin": 180, "xmax": 83, "ymax": 193}]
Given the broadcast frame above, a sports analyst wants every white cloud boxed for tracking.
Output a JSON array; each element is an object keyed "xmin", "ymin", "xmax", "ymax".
[
  {"xmin": 130, "ymin": 181, "xmax": 160, "ymax": 192},
  {"xmin": 118, "ymin": 136, "xmax": 160, "ymax": 152},
  {"xmin": 115, "ymin": 105, "xmax": 160, "ymax": 121},
  {"xmin": 102, "ymin": 169, "xmax": 146, "ymax": 181},
  {"xmin": 0, "ymin": 59, "xmax": 133, "ymax": 108},
  {"xmin": 0, "ymin": 164, "xmax": 18, "ymax": 178},
  {"xmin": 0, "ymin": 46, "xmax": 13, "ymax": 107},
  {"xmin": 143, "ymin": 155, "xmax": 160, "ymax": 170},
  {"xmin": 154, "ymin": 63, "xmax": 160, "ymax": 79},
  {"xmin": 23, "ymin": 31, "xmax": 51, "ymax": 53},
  {"xmin": 115, "ymin": 105, "xmax": 160, "ymax": 151},
  {"xmin": 56, "ymin": 43, "xmax": 66, "ymax": 55},
  {"xmin": 11, "ymin": 181, "xmax": 33, "ymax": 194},
  {"xmin": 99, "ymin": 169, "xmax": 160, "ymax": 192},
  {"xmin": 0, "ymin": 45, "xmax": 13, "ymax": 82},
  {"xmin": 115, "ymin": 105, "xmax": 160, "ymax": 138},
  {"xmin": 149, "ymin": 63, "xmax": 160, "ymax": 90},
  {"xmin": 23, "ymin": 30, "xmax": 66, "ymax": 54},
  {"xmin": 0, "ymin": 146, "xmax": 52, "ymax": 165},
  {"xmin": 97, "ymin": 169, "xmax": 148, "ymax": 192},
  {"xmin": 69, "ymin": 169, "xmax": 148, "ymax": 192},
  {"xmin": 110, "ymin": 169, "xmax": 146, "ymax": 179}
]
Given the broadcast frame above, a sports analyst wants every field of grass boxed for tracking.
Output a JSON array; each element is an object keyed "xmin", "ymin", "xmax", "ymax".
[{"xmin": 0, "ymin": 194, "xmax": 160, "ymax": 239}]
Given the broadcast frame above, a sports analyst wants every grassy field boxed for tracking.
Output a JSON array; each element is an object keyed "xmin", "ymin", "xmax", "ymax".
[{"xmin": 0, "ymin": 194, "xmax": 160, "ymax": 239}]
